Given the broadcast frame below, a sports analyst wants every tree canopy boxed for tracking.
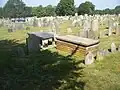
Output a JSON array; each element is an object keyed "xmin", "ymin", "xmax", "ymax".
[
  {"xmin": 3, "ymin": 0, "xmax": 32, "ymax": 18},
  {"xmin": 0, "ymin": 0, "xmax": 120, "ymax": 18},
  {"xmin": 32, "ymin": 5, "xmax": 56, "ymax": 17},
  {"xmin": 78, "ymin": 1, "xmax": 95, "ymax": 15},
  {"xmin": 55, "ymin": 0, "xmax": 75, "ymax": 16}
]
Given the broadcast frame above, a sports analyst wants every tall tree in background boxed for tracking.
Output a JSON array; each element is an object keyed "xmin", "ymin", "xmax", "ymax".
[
  {"xmin": 114, "ymin": 5, "xmax": 120, "ymax": 14},
  {"xmin": 32, "ymin": 5, "xmax": 56, "ymax": 17},
  {"xmin": 3, "ymin": 0, "xmax": 32, "ymax": 18},
  {"xmin": 78, "ymin": 1, "xmax": 95, "ymax": 15},
  {"xmin": 32, "ymin": 5, "xmax": 46, "ymax": 17},
  {"xmin": 45, "ymin": 5, "xmax": 56, "ymax": 16},
  {"xmin": 55, "ymin": 0, "xmax": 75, "ymax": 16},
  {"xmin": 0, "ymin": 7, "xmax": 3, "ymax": 18}
]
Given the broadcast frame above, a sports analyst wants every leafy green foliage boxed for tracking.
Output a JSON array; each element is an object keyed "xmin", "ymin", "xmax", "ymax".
[
  {"xmin": 55, "ymin": 0, "xmax": 75, "ymax": 16},
  {"xmin": 78, "ymin": 1, "xmax": 95, "ymax": 15},
  {"xmin": 94, "ymin": 5, "xmax": 120, "ymax": 15},
  {"xmin": 32, "ymin": 5, "xmax": 55, "ymax": 17},
  {"xmin": 114, "ymin": 5, "xmax": 120, "ymax": 14},
  {"xmin": 0, "ymin": 7, "xmax": 3, "ymax": 18},
  {"xmin": 1, "ymin": 0, "xmax": 120, "ymax": 18},
  {"xmin": 3, "ymin": 0, "xmax": 32, "ymax": 18}
]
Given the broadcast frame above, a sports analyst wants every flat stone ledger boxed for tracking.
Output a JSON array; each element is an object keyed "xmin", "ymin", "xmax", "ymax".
[
  {"xmin": 56, "ymin": 35, "xmax": 100, "ymax": 57},
  {"xmin": 27, "ymin": 32, "xmax": 56, "ymax": 53}
]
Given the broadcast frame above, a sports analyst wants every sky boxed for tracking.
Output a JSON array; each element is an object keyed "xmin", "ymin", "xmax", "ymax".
[{"xmin": 0, "ymin": 0, "xmax": 120, "ymax": 10}]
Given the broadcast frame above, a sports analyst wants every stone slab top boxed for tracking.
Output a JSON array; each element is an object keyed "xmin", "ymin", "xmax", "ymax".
[
  {"xmin": 28, "ymin": 32, "xmax": 54, "ymax": 40},
  {"xmin": 56, "ymin": 35, "xmax": 100, "ymax": 47}
]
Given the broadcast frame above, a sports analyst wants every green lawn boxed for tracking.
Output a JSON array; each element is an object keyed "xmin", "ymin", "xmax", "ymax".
[{"xmin": 0, "ymin": 24, "xmax": 120, "ymax": 90}]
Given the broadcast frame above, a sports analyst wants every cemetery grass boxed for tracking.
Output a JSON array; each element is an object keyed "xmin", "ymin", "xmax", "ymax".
[{"xmin": 0, "ymin": 27, "xmax": 120, "ymax": 90}]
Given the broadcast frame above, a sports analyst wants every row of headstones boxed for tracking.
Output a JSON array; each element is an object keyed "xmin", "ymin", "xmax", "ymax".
[
  {"xmin": 100, "ymin": 24, "xmax": 120, "ymax": 38},
  {"xmin": 0, "ymin": 19, "xmax": 12, "ymax": 28},
  {"xmin": 85, "ymin": 43, "xmax": 120, "ymax": 65},
  {"xmin": 27, "ymin": 17, "xmax": 63, "ymax": 28},
  {"xmin": 8, "ymin": 22, "xmax": 25, "ymax": 33},
  {"xmin": 71, "ymin": 14, "xmax": 120, "ymax": 28}
]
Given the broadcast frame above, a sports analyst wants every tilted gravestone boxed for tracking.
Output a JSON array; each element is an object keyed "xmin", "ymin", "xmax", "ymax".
[
  {"xmin": 111, "ymin": 42, "xmax": 116, "ymax": 53},
  {"xmin": 108, "ymin": 27, "xmax": 112, "ymax": 36},
  {"xmin": 85, "ymin": 52, "xmax": 94, "ymax": 65}
]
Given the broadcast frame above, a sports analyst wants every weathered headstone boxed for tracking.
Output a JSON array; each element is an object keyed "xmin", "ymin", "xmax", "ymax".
[
  {"xmin": 108, "ymin": 27, "xmax": 112, "ymax": 36},
  {"xmin": 33, "ymin": 18, "xmax": 38, "ymax": 27},
  {"xmin": 85, "ymin": 52, "xmax": 94, "ymax": 65},
  {"xmin": 67, "ymin": 28, "xmax": 72, "ymax": 34},
  {"xmin": 92, "ymin": 19, "xmax": 99, "ymax": 31},
  {"xmin": 97, "ymin": 50, "xmax": 104, "ymax": 60},
  {"xmin": 111, "ymin": 42, "xmax": 116, "ymax": 53},
  {"xmin": 116, "ymin": 24, "xmax": 120, "ymax": 36}
]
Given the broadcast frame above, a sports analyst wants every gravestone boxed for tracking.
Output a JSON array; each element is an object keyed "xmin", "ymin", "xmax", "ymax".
[
  {"xmin": 67, "ymin": 28, "xmax": 72, "ymax": 34},
  {"xmin": 88, "ymin": 30, "xmax": 96, "ymax": 39},
  {"xmin": 85, "ymin": 52, "xmax": 94, "ymax": 65},
  {"xmin": 83, "ymin": 19, "xmax": 91, "ymax": 31},
  {"xmin": 15, "ymin": 23, "xmax": 25, "ymax": 30},
  {"xmin": 33, "ymin": 18, "xmax": 38, "ymax": 27},
  {"xmin": 75, "ymin": 13, "xmax": 78, "ymax": 17},
  {"xmin": 54, "ymin": 20, "xmax": 60, "ymax": 34},
  {"xmin": 97, "ymin": 50, "xmax": 104, "ymax": 60},
  {"xmin": 8, "ymin": 23, "xmax": 16, "ymax": 32},
  {"xmin": 50, "ymin": 22, "xmax": 56, "ymax": 33},
  {"xmin": 111, "ymin": 42, "xmax": 116, "ymax": 53},
  {"xmin": 116, "ymin": 24, "xmax": 120, "ymax": 36},
  {"xmin": 108, "ymin": 27, "xmax": 112, "ymax": 36},
  {"xmin": 92, "ymin": 19, "xmax": 99, "ymax": 31},
  {"xmin": 103, "ymin": 49, "xmax": 110, "ymax": 56}
]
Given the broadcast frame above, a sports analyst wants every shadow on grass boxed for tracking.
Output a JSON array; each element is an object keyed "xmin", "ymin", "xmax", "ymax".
[{"xmin": 0, "ymin": 39, "xmax": 85, "ymax": 90}]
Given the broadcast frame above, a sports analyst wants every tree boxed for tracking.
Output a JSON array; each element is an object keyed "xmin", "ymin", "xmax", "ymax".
[
  {"xmin": 45, "ymin": 5, "xmax": 56, "ymax": 16},
  {"xmin": 114, "ymin": 5, "xmax": 120, "ymax": 14},
  {"xmin": 0, "ymin": 7, "xmax": 3, "ymax": 18},
  {"xmin": 32, "ymin": 5, "xmax": 56, "ymax": 17},
  {"xmin": 3, "ymin": 0, "xmax": 31, "ymax": 18},
  {"xmin": 55, "ymin": 0, "xmax": 75, "ymax": 16},
  {"xmin": 32, "ymin": 5, "xmax": 46, "ymax": 17},
  {"xmin": 78, "ymin": 1, "xmax": 95, "ymax": 15},
  {"xmin": 22, "ymin": 7, "xmax": 32, "ymax": 17}
]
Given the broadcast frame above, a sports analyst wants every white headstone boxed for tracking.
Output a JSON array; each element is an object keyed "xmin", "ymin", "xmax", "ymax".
[
  {"xmin": 116, "ymin": 24, "xmax": 120, "ymax": 36},
  {"xmin": 111, "ymin": 42, "xmax": 116, "ymax": 53},
  {"xmin": 108, "ymin": 27, "xmax": 112, "ymax": 36},
  {"xmin": 85, "ymin": 52, "xmax": 94, "ymax": 65},
  {"xmin": 67, "ymin": 28, "xmax": 72, "ymax": 34},
  {"xmin": 92, "ymin": 19, "xmax": 99, "ymax": 31}
]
